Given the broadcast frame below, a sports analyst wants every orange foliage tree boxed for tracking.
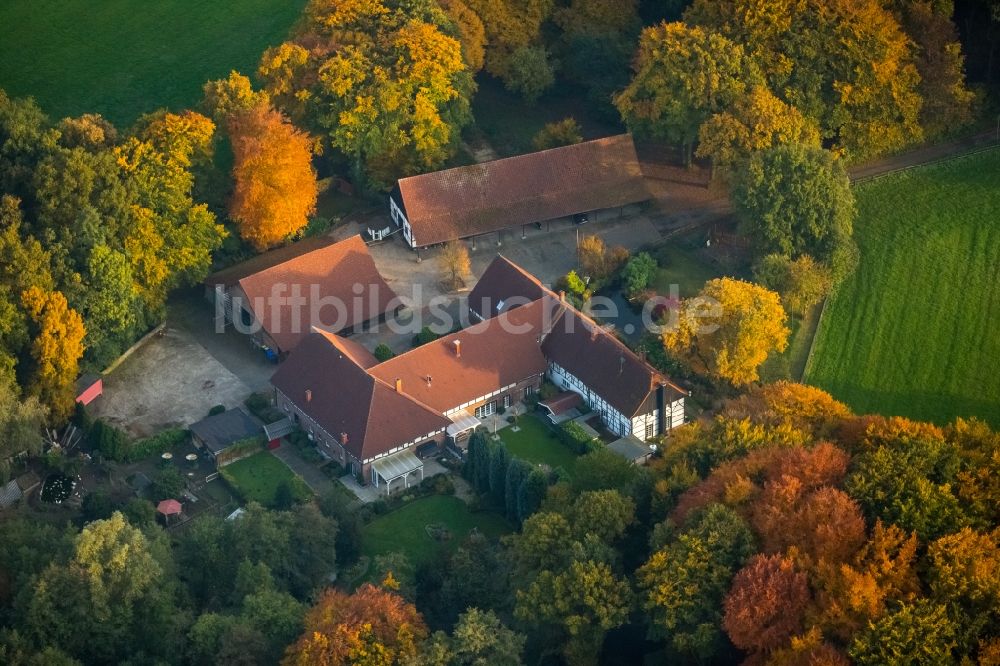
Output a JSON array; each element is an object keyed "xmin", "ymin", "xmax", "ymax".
[
  {"xmin": 20, "ymin": 287, "xmax": 86, "ymax": 422},
  {"xmin": 282, "ymin": 584, "xmax": 427, "ymax": 665},
  {"xmin": 723, "ymin": 553, "xmax": 811, "ymax": 655},
  {"xmin": 229, "ymin": 104, "xmax": 318, "ymax": 251}
]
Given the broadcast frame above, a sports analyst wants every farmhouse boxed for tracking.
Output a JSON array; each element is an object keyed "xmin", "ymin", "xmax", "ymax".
[
  {"xmin": 270, "ymin": 256, "xmax": 686, "ymax": 492},
  {"xmin": 383, "ymin": 134, "xmax": 650, "ymax": 249},
  {"xmin": 204, "ymin": 235, "xmax": 399, "ymax": 358}
]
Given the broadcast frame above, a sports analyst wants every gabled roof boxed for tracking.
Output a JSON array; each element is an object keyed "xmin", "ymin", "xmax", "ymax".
[
  {"xmin": 542, "ymin": 307, "xmax": 685, "ymax": 418},
  {"xmin": 315, "ymin": 327, "xmax": 378, "ymax": 369},
  {"xmin": 369, "ymin": 298, "xmax": 555, "ymax": 413},
  {"xmin": 467, "ymin": 254, "xmax": 549, "ymax": 319},
  {"xmin": 189, "ymin": 408, "xmax": 262, "ymax": 455},
  {"xmin": 271, "ymin": 331, "xmax": 450, "ymax": 461},
  {"xmin": 209, "ymin": 235, "xmax": 399, "ymax": 354},
  {"xmin": 395, "ymin": 134, "xmax": 649, "ymax": 247}
]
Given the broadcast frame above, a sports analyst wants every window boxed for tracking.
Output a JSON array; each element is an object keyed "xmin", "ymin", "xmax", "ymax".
[
  {"xmin": 645, "ymin": 420, "xmax": 655, "ymax": 440},
  {"xmin": 503, "ymin": 394, "xmax": 511, "ymax": 408},
  {"xmin": 474, "ymin": 401, "xmax": 496, "ymax": 418},
  {"xmin": 524, "ymin": 385, "xmax": 535, "ymax": 397}
]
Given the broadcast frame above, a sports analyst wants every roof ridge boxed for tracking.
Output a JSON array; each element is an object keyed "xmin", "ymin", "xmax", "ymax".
[
  {"xmin": 369, "ymin": 373, "xmax": 450, "ymax": 420},
  {"xmin": 398, "ymin": 134, "xmax": 634, "ymax": 185}
]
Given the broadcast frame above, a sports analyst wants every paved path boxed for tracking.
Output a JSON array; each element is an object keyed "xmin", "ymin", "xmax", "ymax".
[{"xmin": 269, "ymin": 444, "xmax": 338, "ymax": 495}]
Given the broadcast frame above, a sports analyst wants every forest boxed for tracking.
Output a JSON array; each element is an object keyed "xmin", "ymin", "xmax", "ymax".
[{"xmin": 0, "ymin": 0, "xmax": 998, "ymax": 664}]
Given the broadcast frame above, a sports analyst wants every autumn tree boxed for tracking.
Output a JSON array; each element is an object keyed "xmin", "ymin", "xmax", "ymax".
[
  {"xmin": 229, "ymin": 104, "xmax": 317, "ymax": 251},
  {"xmin": 283, "ymin": 584, "xmax": 427, "ymax": 665},
  {"xmin": 202, "ymin": 71, "xmax": 271, "ymax": 124},
  {"xmin": 723, "ymin": 553, "xmax": 811, "ymax": 656},
  {"xmin": 0, "ymin": 380, "xmax": 47, "ymax": 483},
  {"xmin": 684, "ymin": 0, "xmax": 925, "ymax": 159},
  {"xmin": 532, "ymin": 117, "xmax": 583, "ymax": 151},
  {"xmin": 439, "ymin": 0, "xmax": 486, "ymax": 73},
  {"xmin": 721, "ymin": 381, "xmax": 851, "ymax": 440},
  {"xmin": 421, "ymin": 608, "xmax": 525, "ymax": 665},
  {"xmin": 20, "ymin": 287, "xmax": 85, "ymax": 422},
  {"xmin": 615, "ymin": 22, "xmax": 760, "ymax": 164},
  {"xmin": 577, "ymin": 234, "xmax": 628, "ymax": 281},
  {"xmin": 696, "ymin": 86, "xmax": 821, "ymax": 172},
  {"xmin": 927, "ymin": 528, "xmax": 1000, "ymax": 651},
  {"xmin": 262, "ymin": 0, "xmax": 475, "ymax": 189},
  {"xmin": 438, "ymin": 240, "xmax": 471, "ymax": 289},
  {"xmin": 663, "ymin": 277, "xmax": 789, "ymax": 386},
  {"xmin": 463, "ymin": 0, "xmax": 555, "ymax": 84},
  {"xmin": 733, "ymin": 144, "xmax": 856, "ymax": 274}
]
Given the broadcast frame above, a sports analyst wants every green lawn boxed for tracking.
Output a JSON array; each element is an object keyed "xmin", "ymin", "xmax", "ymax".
[
  {"xmin": 499, "ymin": 415, "xmax": 579, "ymax": 473},
  {"xmin": 361, "ymin": 495, "xmax": 510, "ymax": 566},
  {"xmin": 805, "ymin": 148, "xmax": 1000, "ymax": 427},
  {"xmin": 651, "ymin": 244, "xmax": 728, "ymax": 299},
  {"xmin": 222, "ymin": 451, "xmax": 311, "ymax": 506},
  {"xmin": 761, "ymin": 302, "xmax": 822, "ymax": 383},
  {"xmin": 0, "ymin": 0, "xmax": 306, "ymax": 126}
]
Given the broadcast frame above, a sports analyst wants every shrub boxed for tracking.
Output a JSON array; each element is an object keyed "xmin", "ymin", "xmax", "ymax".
[
  {"xmin": 412, "ymin": 326, "xmax": 440, "ymax": 347},
  {"xmin": 622, "ymin": 252, "xmax": 658, "ymax": 298},
  {"xmin": 89, "ymin": 419, "xmax": 130, "ymax": 461},
  {"xmin": 373, "ymin": 343, "xmax": 395, "ymax": 362},
  {"xmin": 754, "ymin": 253, "xmax": 832, "ymax": 316},
  {"xmin": 244, "ymin": 392, "xmax": 283, "ymax": 423},
  {"xmin": 126, "ymin": 428, "xmax": 188, "ymax": 463},
  {"xmin": 208, "ymin": 404, "xmax": 226, "ymax": 416},
  {"xmin": 532, "ymin": 117, "xmax": 582, "ymax": 151}
]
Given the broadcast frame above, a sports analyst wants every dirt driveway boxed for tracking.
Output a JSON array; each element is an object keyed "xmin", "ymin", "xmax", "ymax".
[{"xmin": 92, "ymin": 327, "xmax": 253, "ymax": 438}]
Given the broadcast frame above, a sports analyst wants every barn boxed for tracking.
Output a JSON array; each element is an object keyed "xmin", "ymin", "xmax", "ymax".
[{"xmin": 384, "ymin": 134, "xmax": 650, "ymax": 249}]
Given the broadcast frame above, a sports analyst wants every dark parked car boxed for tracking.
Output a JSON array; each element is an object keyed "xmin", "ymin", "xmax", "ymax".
[{"xmin": 573, "ymin": 212, "xmax": 589, "ymax": 225}]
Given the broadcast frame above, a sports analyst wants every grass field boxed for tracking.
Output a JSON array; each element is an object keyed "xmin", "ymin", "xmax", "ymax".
[
  {"xmin": 360, "ymin": 495, "xmax": 510, "ymax": 566},
  {"xmin": 499, "ymin": 415, "xmax": 579, "ymax": 472},
  {"xmin": 222, "ymin": 451, "xmax": 310, "ymax": 507},
  {"xmin": 0, "ymin": 0, "xmax": 306, "ymax": 126},
  {"xmin": 805, "ymin": 148, "xmax": 1000, "ymax": 427}
]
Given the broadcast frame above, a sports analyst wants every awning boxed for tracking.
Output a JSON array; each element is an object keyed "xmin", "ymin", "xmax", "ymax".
[
  {"xmin": 446, "ymin": 413, "xmax": 482, "ymax": 437},
  {"xmin": 372, "ymin": 450, "xmax": 423, "ymax": 483},
  {"xmin": 157, "ymin": 499, "xmax": 182, "ymax": 515}
]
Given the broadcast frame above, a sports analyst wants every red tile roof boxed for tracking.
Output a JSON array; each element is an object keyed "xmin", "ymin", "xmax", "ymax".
[
  {"xmin": 271, "ymin": 332, "xmax": 450, "ymax": 461},
  {"xmin": 369, "ymin": 298, "xmax": 554, "ymax": 413},
  {"xmin": 395, "ymin": 134, "xmax": 650, "ymax": 247},
  {"xmin": 213, "ymin": 235, "xmax": 399, "ymax": 354},
  {"xmin": 467, "ymin": 254, "xmax": 549, "ymax": 319},
  {"xmin": 542, "ymin": 307, "xmax": 685, "ymax": 417}
]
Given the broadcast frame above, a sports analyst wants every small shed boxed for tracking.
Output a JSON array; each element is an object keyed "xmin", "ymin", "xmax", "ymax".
[
  {"xmin": 157, "ymin": 499, "xmax": 182, "ymax": 524},
  {"xmin": 607, "ymin": 435, "xmax": 654, "ymax": 465},
  {"xmin": 190, "ymin": 408, "xmax": 262, "ymax": 467},
  {"xmin": 75, "ymin": 374, "xmax": 103, "ymax": 406}
]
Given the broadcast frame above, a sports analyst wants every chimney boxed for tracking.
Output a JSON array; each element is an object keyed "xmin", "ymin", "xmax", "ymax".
[
  {"xmin": 559, "ymin": 290, "xmax": 566, "ymax": 301},
  {"xmin": 395, "ymin": 378, "xmax": 402, "ymax": 393},
  {"xmin": 426, "ymin": 375, "xmax": 433, "ymax": 387},
  {"xmin": 453, "ymin": 339, "xmax": 461, "ymax": 357},
  {"xmin": 340, "ymin": 432, "xmax": 349, "ymax": 445},
  {"xmin": 305, "ymin": 389, "xmax": 312, "ymax": 403}
]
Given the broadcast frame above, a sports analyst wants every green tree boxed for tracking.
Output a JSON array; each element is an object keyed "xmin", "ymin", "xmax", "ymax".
[
  {"xmin": 732, "ymin": 144, "xmax": 856, "ymax": 270},
  {"xmin": 0, "ymin": 380, "xmax": 47, "ymax": 483},
  {"xmin": 849, "ymin": 599, "xmax": 958, "ymax": 665},
  {"xmin": 753, "ymin": 253, "xmax": 833, "ymax": 316},
  {"xmin": 488, "ymin": 441, "xmax": 510, "ymax": 503},
  {"xmin": 437, "ymin": 608, "xmax": 525, "ymax": 665},
  {"xmin": 517, "ymin": 468, "xmax": 548, "ymax": 522},
  {"xmin": 373, "ymin": 343, "xmax": 395, "ymax": 362},
  {"xmin": 515, "ymin": 560, "xmax": 631, "ymax": 665},
  {"xmin": 615, "ymin": 22, "xmax": 760, "ymax": 164},
  {"xmin": 504, "ymin": 45, "xmax": 556, "ymax": 104},
  {"xmin": 638, "ymin": 504, "xmax": 756, "ymax": 660}
]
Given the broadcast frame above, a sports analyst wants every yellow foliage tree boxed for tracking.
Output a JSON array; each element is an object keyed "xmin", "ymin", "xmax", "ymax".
[
  {"xmin": 696, "ymin": 86, "xmax": 821, "ymax": 171},
  {"xmin": 438, "ymin": 240, "xmax": 471, "ymax": 289},
  {"xmin": 202, "ymin": 71, "xmax": 271, "ymax": 124},
  {"xmin": 229, "ymin": 104, "xmax": 318, "ymax": 251},
  {"xmin": 663, "ymin": 277, "xmax": 789, "ymax": 386},
  {"xmin": 20, "ymin": 287, "xmax": 85, "ymax": 422},
  {"xmin": 464, "ymin": 0, "xmax": 554, "ymax": 80},
  {"xmin": 440, "ymin": 0, "xmax": 486, "ymax": 73}
]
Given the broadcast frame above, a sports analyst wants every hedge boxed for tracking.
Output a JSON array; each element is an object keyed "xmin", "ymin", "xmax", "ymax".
[
  {"xmin": 125, "ymin": 428, "xmax": 189, "ymax": 463},
  {"xmin": 215, "ymin": 435, "xmax": 265, "ymax": 467},
  {"xmin": 89, "ymin": 420, "xmax": 188, "ymax": 463},
  {"xmin": 556, "ymin": 421, "xmax": 602, "ymax": 455}
]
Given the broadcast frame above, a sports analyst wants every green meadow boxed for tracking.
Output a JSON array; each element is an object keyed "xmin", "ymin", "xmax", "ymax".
[
  {"xmin": 806, "ymin": 148, "xmax": 1000, "ymax": 427},
  {"xmin": 0, "ymin": 0, "xmax": 306, "ymax": 126}
]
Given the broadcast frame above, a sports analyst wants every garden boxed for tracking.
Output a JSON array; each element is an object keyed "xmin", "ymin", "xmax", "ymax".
[
  {"xmin": 360, "ymin": 495, "xmax": 511, "ymax": 568},
  {"xmin": 220, "ymin": 451, "xmax": 311, "ymax": 508},
  {"xmin": 498, "ymin": 414, "xmax": 581, "ymax": 473}
]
